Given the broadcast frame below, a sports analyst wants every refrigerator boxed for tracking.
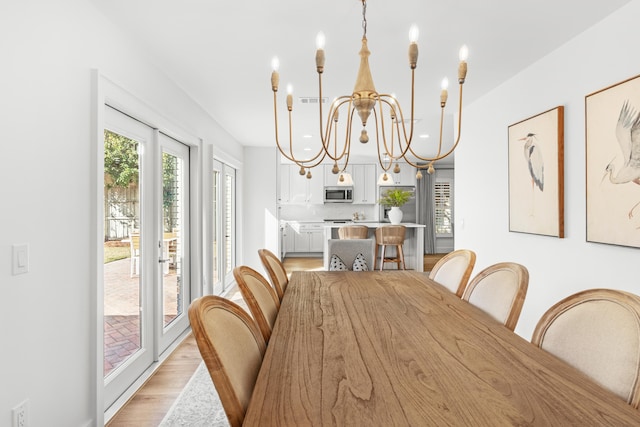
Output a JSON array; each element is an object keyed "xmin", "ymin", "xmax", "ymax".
[{"xmin": 378, "ymin": 185, "xmax": 417, "ymax": 223}]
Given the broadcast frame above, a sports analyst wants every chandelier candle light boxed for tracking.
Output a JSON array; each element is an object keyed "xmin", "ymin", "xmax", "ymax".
[{"xmin": 270, "ymin": 0, "xmax": 469, "ymax": 181}]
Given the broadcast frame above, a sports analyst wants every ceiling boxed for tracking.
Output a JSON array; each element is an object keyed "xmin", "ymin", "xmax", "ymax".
[{"xmin": 89, "ymin": 0, "xmax": 630, "ymax": 164}]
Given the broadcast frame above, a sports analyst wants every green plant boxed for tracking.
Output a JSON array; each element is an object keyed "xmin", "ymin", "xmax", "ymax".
[
  {"xmin": 378, "ymin": 188, "xmax": 413, "ymax": 207},
  {"xmin": 104, "ymin": 130, "xmax": 139, "ymax": 189}
]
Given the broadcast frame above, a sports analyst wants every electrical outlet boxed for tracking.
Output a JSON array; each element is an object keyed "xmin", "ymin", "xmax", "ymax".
[{"xmin": 12, "ymin": 399, "xmax": 28, "ymax": 427}]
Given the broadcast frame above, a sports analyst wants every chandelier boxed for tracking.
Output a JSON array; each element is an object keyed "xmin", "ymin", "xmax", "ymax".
[{"xmin": 270, "ymin": 0, "xmax": 468, "ymax": 182}]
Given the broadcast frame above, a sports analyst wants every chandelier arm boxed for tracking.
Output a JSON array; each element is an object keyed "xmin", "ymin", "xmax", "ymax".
[
  {"xmin": 409, "ymin": 82, "xmax": 465, "ymax": 163},
  {"xmin": 323, "ymin": 98, "xmax": 353, "ymax": 163},
  {"xmin": 405, "ymin": 102, "xmax": 445, "ymax": 160},
  {"xmin": 393, "ymin": 101, "xmax": 413, "ymax": 160},
  {"xmin": 373, "ymin": 110, "xmax": 392, "ymax": 172},
  {"xmin": 380, "ymin": 98, "xmax": 415, "ymax": 161},
  {"xmin": 272, "ymin": 90, "xmax": 308, "ymax": 167},
  {"xmin": 317, "ymin": 72, "xmax": 327, "ymax": 144}
]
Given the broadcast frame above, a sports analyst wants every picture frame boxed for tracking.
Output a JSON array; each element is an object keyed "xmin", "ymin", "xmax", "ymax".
[
  {"xmin": 508, "ymin": 106, "xmax": 564, "ymax": 237},
  {"xmin": 586, "ymin": 74, "xmax": 640, "ymax": 248}
]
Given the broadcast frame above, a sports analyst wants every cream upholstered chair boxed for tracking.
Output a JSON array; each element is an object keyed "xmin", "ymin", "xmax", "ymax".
[
  {"xmin": 531, "ymin": 289, "xmax": 640, "ymax": 408},
  {"xmin": 258, "ymin": 248, "xmax": 289, "ymax": 301},
  {"xmin": 188, "ymin": 296, "xmax": 266, "ymax": 427},
  {"xmin": 327, "ymin": 238, "xmax": 376, "ymax": 271},
  {"xmin": 462, "ymin": 262, "xmax": 528, "ymax": 331},
  {"xmin": 233, "ymin": 266, "xmax": 281, "ymax": 343},
  {"xmin": 428, "ymin": 249, "xmax": 477, "ymax": 297},
  {"xmin": 374, "ymin": 225, "xmax": 406, "ymax": 271},
  {"xmin": 338, "ymin": 225, "xmax": 369, "ymax": 239}
]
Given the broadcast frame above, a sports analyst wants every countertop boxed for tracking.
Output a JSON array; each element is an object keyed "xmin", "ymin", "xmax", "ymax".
[{"xmin": 324, "ymin": 222, "xmax": 426, "ymax": 228}]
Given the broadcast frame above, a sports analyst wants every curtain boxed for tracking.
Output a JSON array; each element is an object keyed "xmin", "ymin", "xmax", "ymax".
[{"xmin": 416, "ymin": 167, "xmax": 436, "ymax": 254}]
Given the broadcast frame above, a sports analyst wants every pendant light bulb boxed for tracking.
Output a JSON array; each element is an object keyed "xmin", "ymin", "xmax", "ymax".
[
  {"xmin": 408, "ymin": 25, "xmax": 419, "ymax": 44},
  {"xmin": 316, "ymin": 32, "xmax": 326, "ymax": 50},
  {"xmin": 459, "ymin": 44, "xmax": 469, "ymax": 61}
]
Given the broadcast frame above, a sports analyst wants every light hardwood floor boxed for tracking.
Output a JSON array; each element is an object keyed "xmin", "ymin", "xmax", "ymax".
[{"xmin": 105, "ymin": 255, "xmax": 444, "ymax": 425}]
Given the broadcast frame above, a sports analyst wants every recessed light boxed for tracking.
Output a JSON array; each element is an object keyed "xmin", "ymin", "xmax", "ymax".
[
  {"xmin": 303, "ymin": 134, "xmax": 313, "ymax": 138},
  {"xmin": 419, "ymin": 134, "xmax": 430, "ymax": 139}
]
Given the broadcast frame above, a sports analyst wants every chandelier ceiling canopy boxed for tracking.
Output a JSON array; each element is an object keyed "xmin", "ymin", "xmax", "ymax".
[{"xmin": 270, "ymin": 0, "xmax": 469, "ymax": 181}]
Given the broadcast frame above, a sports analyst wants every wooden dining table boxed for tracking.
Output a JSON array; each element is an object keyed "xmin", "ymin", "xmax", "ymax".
[{"xmin": 243, "ymin": 271, "xmax": 640, "ymax": 426}]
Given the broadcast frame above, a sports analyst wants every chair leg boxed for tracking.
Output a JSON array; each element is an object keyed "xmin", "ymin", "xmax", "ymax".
[
  {"xmin": 398, "ymin": 245, "xmax": 405, "ymax": 270},
  {"xmin": 379, "ymin": 244, "xmax": 386, "ymax": 271},
  {"xmin": 373, "ymin": 244, "xmax": 379, "ymax": 270}
]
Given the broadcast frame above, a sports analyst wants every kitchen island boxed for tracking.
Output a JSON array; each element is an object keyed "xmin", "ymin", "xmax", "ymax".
[{"xmin": 323, "ymin": 222, "xmax": 426, "ymax": 271}]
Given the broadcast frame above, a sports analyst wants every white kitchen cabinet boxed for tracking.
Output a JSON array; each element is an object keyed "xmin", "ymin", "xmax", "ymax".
[
  {"xmin": 378, "ymin": 162, "xmax": 416, "ymax": 186},
  {"xmin": 308, "ymin": 228, "xmax": 324, "ymax": 252},
  {"xmin": 285, "ymin": 222, "xmax": 324, "ymax": 253},
  {"xmin": 279, "ymin": 164, "xmax": 324, "ymax": 204},
  {"xmin": 324, "ymin": 164, "xmax": 342, "ymax": 186},
  {"xmin": 352, "ymin": 164, "xmax": 376, "ymax": 204},
  {"xmin": 281, "ymin": 223, "xmax": 295, "ymax": 256}
]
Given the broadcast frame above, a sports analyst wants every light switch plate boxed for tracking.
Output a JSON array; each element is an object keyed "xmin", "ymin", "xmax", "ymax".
[{"xmin": 12, "ymin": 244, "xmax": 29, "ymax": 275}]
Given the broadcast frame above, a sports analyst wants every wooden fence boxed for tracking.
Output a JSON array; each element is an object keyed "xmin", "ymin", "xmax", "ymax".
[{"xmin": 104, "ymin": 185, "xmax": 139, "ymax": 241}]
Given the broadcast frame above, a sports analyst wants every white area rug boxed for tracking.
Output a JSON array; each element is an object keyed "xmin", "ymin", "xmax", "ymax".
[{"xmin": 159, "ymin": 362, "xmax": 230, "ymax": 426}]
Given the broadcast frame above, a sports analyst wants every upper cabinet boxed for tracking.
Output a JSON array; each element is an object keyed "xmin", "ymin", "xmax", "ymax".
[
  {"xmin": 279, "ymin": 164, "xmax": 323, "ymax": 204},
  {"xmin": 324, "ymin": 163, "xmax": 376, "ymax": 204},
  {"xmin": 377, "ymin": 162, "xmax": 416, "ymax": 186},
  {"xmin": 352, "ymin": 164, "xmax": 376, "ymax": 204}
]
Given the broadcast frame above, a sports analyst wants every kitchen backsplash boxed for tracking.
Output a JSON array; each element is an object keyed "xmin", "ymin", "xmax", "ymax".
[{"xmin": 280, "ymin": 203, "xmax": 378, "ymax": 222}]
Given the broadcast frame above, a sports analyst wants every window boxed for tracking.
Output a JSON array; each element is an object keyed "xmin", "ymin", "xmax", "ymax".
[{"xmin": 434, "ymin": 179, "xmax": 453, "ymax": 235}]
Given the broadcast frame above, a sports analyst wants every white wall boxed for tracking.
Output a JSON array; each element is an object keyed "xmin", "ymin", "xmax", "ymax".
[
  {"xmin": 455, "ymin": 0, "xmax": 640, "ymax": 340},
  {"xmin": 242, "ymin": 147, "xmax": 279, "ymax": 273},
  {"xmin": 0, "ymin": 1, "xmax": 243, "ymax": 426}
]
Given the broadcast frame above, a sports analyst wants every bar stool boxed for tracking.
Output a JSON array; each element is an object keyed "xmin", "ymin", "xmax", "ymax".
[
  {"xmin": 338, "ymin": 225, "xmax": 369, "ymax": 239},
  {"xmin": 374, "ymin": 225, "xmax": 406, "ymax": 271}
]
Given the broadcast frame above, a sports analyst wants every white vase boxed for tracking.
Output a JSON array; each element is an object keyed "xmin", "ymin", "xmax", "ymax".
[{"xmin": 388, "ymin": 206, "xmax": 403, "ymax": 224}]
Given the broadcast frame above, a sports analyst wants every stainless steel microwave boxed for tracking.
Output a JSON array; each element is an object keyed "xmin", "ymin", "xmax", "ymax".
[{"xmin": 324, "ymin": 186, "xmax": 354, "ymax": 203}]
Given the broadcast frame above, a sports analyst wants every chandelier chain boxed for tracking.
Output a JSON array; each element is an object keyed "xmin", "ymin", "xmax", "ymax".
[{"xmin": 361, "ymin": 0, "xmax": 367, "ymax": 38}]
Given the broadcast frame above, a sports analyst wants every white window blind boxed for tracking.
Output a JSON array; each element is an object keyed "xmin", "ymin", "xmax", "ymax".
[{"xmin": 434, "ymin": 180, "xmax": 452, "ymax": 235}]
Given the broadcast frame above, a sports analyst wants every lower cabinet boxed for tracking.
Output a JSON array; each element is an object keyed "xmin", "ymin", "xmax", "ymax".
[{"xmin": 282, "ymin": 223, "xmax": 324, "ymax": 255}]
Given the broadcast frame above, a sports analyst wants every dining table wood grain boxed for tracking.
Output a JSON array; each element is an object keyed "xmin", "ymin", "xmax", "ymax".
[{"xmin": 243, "ymin": 271, "xmax": 640, "ymax": 426}]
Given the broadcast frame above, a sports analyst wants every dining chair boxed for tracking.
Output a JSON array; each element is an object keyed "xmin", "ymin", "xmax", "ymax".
[
  {"xmin": 188, "ymin": 295, "xmax": 266, "ymax": 427},
  {"xmin": 338, "ymin": 225, "xmax": 369, "ymax": 239},
  {"xmin": 374, "ymin": 225, "xmax": 406, "ymax": 270},
  {"xmin": 327, "ymin": 238, "xmax": 376, "ymax": 271},
  {"xmin": 233, "ymin": 266, "xmax": 281, "ymax": 343},
  {"xmin": 258, "ymin": 248, "xmax": 289, "ymax": 301},
  {"xmin": 461, "ymin": 262, "xmax": 528, "ymax": 331},
  {"xmin": 531, "ymin": 288, "xmax": 640, "ymax": 408},
  {"xmin": 428, "ymin": 249, "xmax": 477, "ymax": 297}
]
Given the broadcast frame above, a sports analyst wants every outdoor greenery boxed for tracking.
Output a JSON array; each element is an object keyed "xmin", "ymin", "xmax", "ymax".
[
  {"xmin": 378, "ymin": 188, "xmax": 413, "ymax": 207},
  {"xmin": 104, "ymin": 130, "xmax": 139, "ymax": 189},
  {"xmin": 104, "ymin": 245, "xmax": 130, "ymax": 264},
  {"xmin": 104, "ymin": 130, "xmax": 180, "ymax": 234}
]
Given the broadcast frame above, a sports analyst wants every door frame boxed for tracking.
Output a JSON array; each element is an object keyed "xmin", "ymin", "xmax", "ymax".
[{"xmin": 92, "ymin": 71, "xmax": 204, "ymax": 424}]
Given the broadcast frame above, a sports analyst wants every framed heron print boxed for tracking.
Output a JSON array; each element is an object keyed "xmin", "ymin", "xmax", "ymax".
[
  {"xmin": 508, "ymin": 106, "xmax": 564, "ymax": 237},
  {"xmin": 586, "ymin": 74, "xmax": 640, "ymax": 248}
]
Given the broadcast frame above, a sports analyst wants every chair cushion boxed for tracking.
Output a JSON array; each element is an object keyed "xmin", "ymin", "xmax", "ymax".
[
  {"xmin": 352, "ymin": 253, "xmax": 369, "ymax": 271},
  {"xmin": 329, "ymin": 254, "xmax": 348, "ymax": 271}
]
